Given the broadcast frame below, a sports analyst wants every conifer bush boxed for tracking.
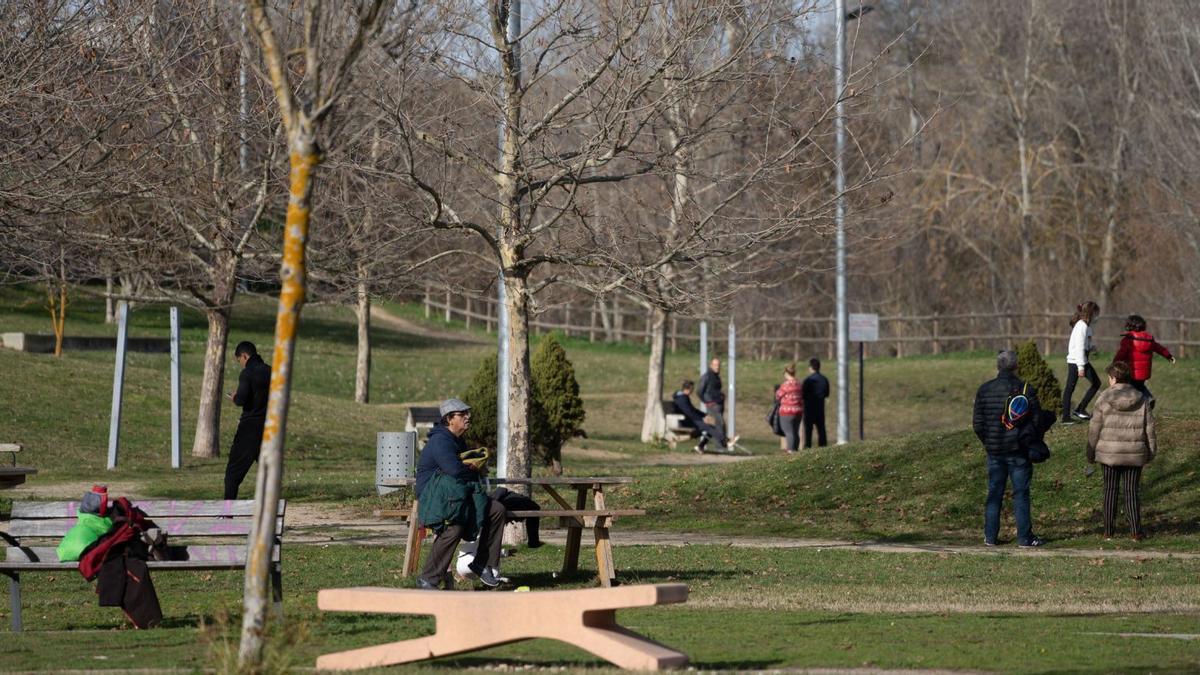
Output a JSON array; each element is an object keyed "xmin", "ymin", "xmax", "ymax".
[
  {"xmin": 1016, "ymin": 340, "xmax": 1062, "ymax": 412},
  {"xmin": 459, "ymin": 334, "xmax": 585, "ymax": 471},
  {"xmin": 460, "ymin": 352, "xmax": 500, "ymax": 451},
  {"xmin": 531, "ymin": 334, "xmax": 586, "ymax": 470}
]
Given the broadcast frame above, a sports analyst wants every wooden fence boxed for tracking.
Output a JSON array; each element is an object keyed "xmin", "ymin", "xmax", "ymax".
[{"xmin": 422, "ymin": 291, "xmax": 1198, "ymax": 360}]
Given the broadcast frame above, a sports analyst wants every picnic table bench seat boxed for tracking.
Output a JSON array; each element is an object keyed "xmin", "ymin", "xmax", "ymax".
[
  {"xmin": 1, "ymin": 499, "xmax": 285, "ymax": 631},
  {"xmin": 316, "ymin": 583, "xmax": 689, "ymax": 671}
]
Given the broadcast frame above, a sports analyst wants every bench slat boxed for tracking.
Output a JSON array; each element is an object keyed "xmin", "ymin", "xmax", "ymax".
[
  {"xmin": 4, "ymin": 516, "xmax": 284, "ymax": 539},
  {"xmin": 508, "ymin": 509, "xmax": 645, "ymax": 518},
  {"xmin": 11, "ymin": 499, "xmax": 285, "ymax": 519},
  {"xmin": 3, "ymin": 545, "xmax": 279, "ymax": 566}
]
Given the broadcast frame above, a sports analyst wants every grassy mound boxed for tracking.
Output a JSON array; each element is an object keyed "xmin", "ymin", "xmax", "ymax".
[{"xmin": 616, "ymin": 416, "xmax": 1200, "ymax": 548}]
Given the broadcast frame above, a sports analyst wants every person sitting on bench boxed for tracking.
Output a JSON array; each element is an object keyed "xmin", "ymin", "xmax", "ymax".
[
  {"xmin": 672, "ymin": 380, "xmax": 738, "ymax": 453},
  {"xmin": 414, "ymin": 398, "xmax": 508, "ymax": 589}
]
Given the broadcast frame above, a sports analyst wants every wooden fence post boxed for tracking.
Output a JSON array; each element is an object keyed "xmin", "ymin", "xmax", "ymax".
[
  {"xmin": 589, "ymin": 304, "xmax": 597, "ymax": 343},
  {"xmin": 968, "ymin": 314, "xmax": 976, "ymax": 352},
  {"xmin": 444, "ymin": 291, "xmax": 452, "ymax": 322},
  {"xmin": 424, "ymin": 285, "xmax": 431, "ymax": 319},
  {"xmin": 827, "ymin": 318, "xmax": 835, "ymax": 360},
  {"xmin": 894, "ymin": 316, "xmax": 903, "ymax": 358},
  {"xmin": 564, "ymin": 306, "xmax": 572, "ymax": 338},
  {"xmin": 1180, "ymin": 316, "xmax": 1187, "ymax": 360},
  {"xmin": 1005, "ymin": 315, "xmax": 1014, "ymax": 351},
  {"xmin": 932, "ymin": 313, "xmax": 941, "ymax": 355},
  {"xmin": 793, "ymin": 320, "xmax": 801, "ymax": 363},
  {"xmin": 670, "ymin": 316, "xmax": 678, "ymax": 353},
  {"xmin": 486, "ymin": 298, "xmax": 494, "ymax": 333},
  {"xmin": 465, "ymin": 298, "xmax": 473, "ymax": 330},
  {"xmin": 613, "ymin": 297, "xmax": 623, "ymax": 342}
]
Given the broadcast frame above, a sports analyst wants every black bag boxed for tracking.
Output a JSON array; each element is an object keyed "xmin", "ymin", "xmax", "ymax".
[
  {"xmin": 766, "ymin": 400, "xmax": 784, "ymax": 437},
  {"xmin": 1022, "ymin": 409, "xmax": 1056, "ymax": 464}
]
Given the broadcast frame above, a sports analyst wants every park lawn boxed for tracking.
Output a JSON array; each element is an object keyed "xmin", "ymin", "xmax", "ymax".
[
  {"xmin": 4, "ymin": 284, "xmax": 1200, "ymax": 546},
  {"xmin": 2, "ymin": 544, "xmax": 1199, "ymax": 672}
]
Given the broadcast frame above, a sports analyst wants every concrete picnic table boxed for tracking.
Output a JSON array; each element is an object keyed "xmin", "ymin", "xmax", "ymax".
[{"xmin": 378, "ymin": 476, "xmax": 643, "ymax": 587}]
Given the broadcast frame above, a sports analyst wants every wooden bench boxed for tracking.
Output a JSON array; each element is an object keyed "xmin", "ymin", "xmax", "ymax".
[
  {"xmin": 0, "ymin": 499, "xmax": 285, "ymax": 632},
  {"xmin": 316, "ymin": 583, "xmax": 689, "ymax": 671}
]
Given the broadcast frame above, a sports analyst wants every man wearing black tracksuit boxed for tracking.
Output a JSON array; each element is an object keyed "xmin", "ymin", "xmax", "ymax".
[
  {"xmin": 801, "ymin": 358, "xmax": 830, "ymax": 448},
  {"xmin": 225, "ymin": 341, "xmax": 270, "ymax": 500}
]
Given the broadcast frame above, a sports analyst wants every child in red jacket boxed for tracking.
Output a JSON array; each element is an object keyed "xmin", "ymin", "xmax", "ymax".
[{"xmin": 1114, "ymin": 314, "xmax": 1176, "ymax": 405}]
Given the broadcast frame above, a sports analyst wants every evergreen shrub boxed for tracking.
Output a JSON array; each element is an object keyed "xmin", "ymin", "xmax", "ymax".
[{"xmin": 1016, "ymin": 340, "xmax": 1062, "ymax": 412}]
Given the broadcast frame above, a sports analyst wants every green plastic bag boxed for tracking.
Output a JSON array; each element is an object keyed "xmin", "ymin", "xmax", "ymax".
[{"xmin": 56, "ymin": 513, "xmax": 114, "ymax": 562}]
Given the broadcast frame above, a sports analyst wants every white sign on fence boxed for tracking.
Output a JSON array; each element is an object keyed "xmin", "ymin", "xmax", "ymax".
[{"xmin": 849, "ymin": 313, "xmax": 879, "ymax": 342}]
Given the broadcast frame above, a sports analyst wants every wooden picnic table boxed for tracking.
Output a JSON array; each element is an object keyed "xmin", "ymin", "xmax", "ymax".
[
  {"xmin": 0, "ymin": 467, "xmax": 36, "ymax": 490},
  {"xmin": 378, "ymin": 476, "xmax": 642, "ymax": 587}
]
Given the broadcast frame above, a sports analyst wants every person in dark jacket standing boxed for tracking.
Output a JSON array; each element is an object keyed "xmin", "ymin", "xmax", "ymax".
[
  {"xmin": 697, "ymin": 358, "xmax": 726, "ymax": 436},
  {"xmin": 972, "ymin": 350, "xmax": 1044, "ymax": 548},
  {"xmin": 801, "ymin": 358, "xmax": 830, "ymax": 448},
  {"xmin": 224, "ymin": 341, "xmax": 270, "ymax": 500},
  {"xmin": 414, "ymin": 398, "xmax": 507, "ymax": 589}
]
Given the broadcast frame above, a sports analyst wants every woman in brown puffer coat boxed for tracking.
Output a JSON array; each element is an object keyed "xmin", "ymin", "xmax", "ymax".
[{"xmin": 1087, "ymin": 361, "xmax": 1157, "ymax": 540}]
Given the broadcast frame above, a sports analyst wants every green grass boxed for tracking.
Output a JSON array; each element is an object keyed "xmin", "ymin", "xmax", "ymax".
[
  {"xmin": 2, "ymin": 544, "xmax": 1199, "ymax": 672},
  {"xmin": 4, "ymin": 284, "xmax": 1200, "ymax": 671}
]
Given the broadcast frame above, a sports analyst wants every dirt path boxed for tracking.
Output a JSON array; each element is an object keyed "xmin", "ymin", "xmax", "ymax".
[
  {"xmin": 276, "ymin": 504, "xmax": 1200, "ymax": 559},
  {"xmin": 370, "ymin": 304, "xmax": 489, "ymax": 345}
]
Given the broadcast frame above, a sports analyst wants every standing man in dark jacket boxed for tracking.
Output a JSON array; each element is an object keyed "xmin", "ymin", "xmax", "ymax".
[
  {"xmin": 224, "ymin": 341, "xmax": 270, "ymax": 500},
  {"xmin": 801, "ymin": 358, "xmax": 830, "ymax": 448},
  {"xmin": 414, "ymin": 398, "xmax": 507, "ymax": 589},
  {"xmin": 972, "ymin": 350, "xmax": 1044, "ymax": 548},
  {"xmin": 698, "ymin": 358, "xmax": 727, "ymax": 437}
]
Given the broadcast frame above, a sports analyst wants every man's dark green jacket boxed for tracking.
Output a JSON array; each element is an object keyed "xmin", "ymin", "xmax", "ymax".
[{"xmin": 417, "ymin": 471, "xmax": 488, "ymax": 540}]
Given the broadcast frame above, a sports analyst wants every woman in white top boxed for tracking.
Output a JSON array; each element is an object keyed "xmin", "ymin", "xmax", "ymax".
[{"xmin": 1062, "ymin": 301, "xmax": 1101, "ymax": 423}]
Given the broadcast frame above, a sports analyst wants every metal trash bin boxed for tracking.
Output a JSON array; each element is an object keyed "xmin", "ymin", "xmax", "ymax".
[{"xmin": 376, "ymin": 431, "xmax": 416, "ymax": 495}]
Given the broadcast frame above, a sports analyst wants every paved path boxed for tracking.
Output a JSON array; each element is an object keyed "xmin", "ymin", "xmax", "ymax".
[{"xmin": 280, "ymin": 504, "xmax": 1199, "ymax": 559}]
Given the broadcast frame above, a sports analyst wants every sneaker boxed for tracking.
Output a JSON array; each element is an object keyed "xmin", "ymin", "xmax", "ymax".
[
  {"xmin": 487, "ymin": 566, "xmax": 510, "ymax": 584},
  {"xmin": 415, "ymin": 577, "xmax": 441, "ymax": 591},
  {"xmin": 1060, "ymin": 416, "xmax": 1076, "ymax": 425},
  {"xmin": 984, "ymin": 540, "xmax": 998, "ymax": 547},
  {"xmin": 1072, "ymin": 410, "xmax": 1091, "ymax": 421},
  {"xmin": 477, "ymin": 566, "xmax": 502, "ymax": 588},
  {"xmin": 693, "ymin": 445, "xmax": 704, "ymax": 455},
  {"xmin": 1019, "ymin": 536, "xmax": 1045, "ymax": 548}
]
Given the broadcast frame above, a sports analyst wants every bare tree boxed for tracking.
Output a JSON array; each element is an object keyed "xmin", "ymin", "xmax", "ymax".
[{"xmin": 239, "ymin": 0, "xmax": 414, "ymax": 666}]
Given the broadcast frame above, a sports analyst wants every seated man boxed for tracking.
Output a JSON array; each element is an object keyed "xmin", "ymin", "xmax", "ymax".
[
  {"xmin": 672, "ymin": 379, "xmax": 738, "ymax": 453},
  {"xmin": 414, "ymin": 398, "xmax": 507, "ymax": 589}
]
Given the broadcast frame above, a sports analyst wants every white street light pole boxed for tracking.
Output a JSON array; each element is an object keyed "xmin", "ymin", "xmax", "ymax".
[{"xmin": 834, "ymin": 0, "xmax": 850, "ymax": 445}]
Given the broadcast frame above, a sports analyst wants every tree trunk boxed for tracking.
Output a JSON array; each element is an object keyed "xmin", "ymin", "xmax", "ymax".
[
  {"xmin": 354, "ymin": 272, "xmax": 370, "ymax": 404},
  {"xmin": 640, "ymin": 307, "xmax": 669, "ymax": 442},
  {"xmin": 599, "ymin": 298, "xmax": 615, "ymax": 341},
  {"xmin": 191, "ymin": 306, "xmax": 230, "ymax": 458},
  {"xmin": 239, "ymin": 135, "xmax": 318, "ymax": 666},
  {"xmin": 501, "ymin": 264, "xmax": 532, "ymax": 546},
  {"xmin": 46, "ymin": 280, "xmax": 67, "ymax": 358},
  {"xmin": 105, "ymin": 275, "xmax": 115, "ymax": 324},
  {"xmin": 1017, "ymin": 128, "xmax": 1035, "ymax": 304}
]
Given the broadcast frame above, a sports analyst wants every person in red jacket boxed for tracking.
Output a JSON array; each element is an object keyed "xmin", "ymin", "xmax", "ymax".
[
  {"xmin": 776, "ymin": 364, "xmax": 804, "ymax": 453},
  {"xmin": 1113, "ymin": 314, "xmax": 1176, "ymax": 405}
]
